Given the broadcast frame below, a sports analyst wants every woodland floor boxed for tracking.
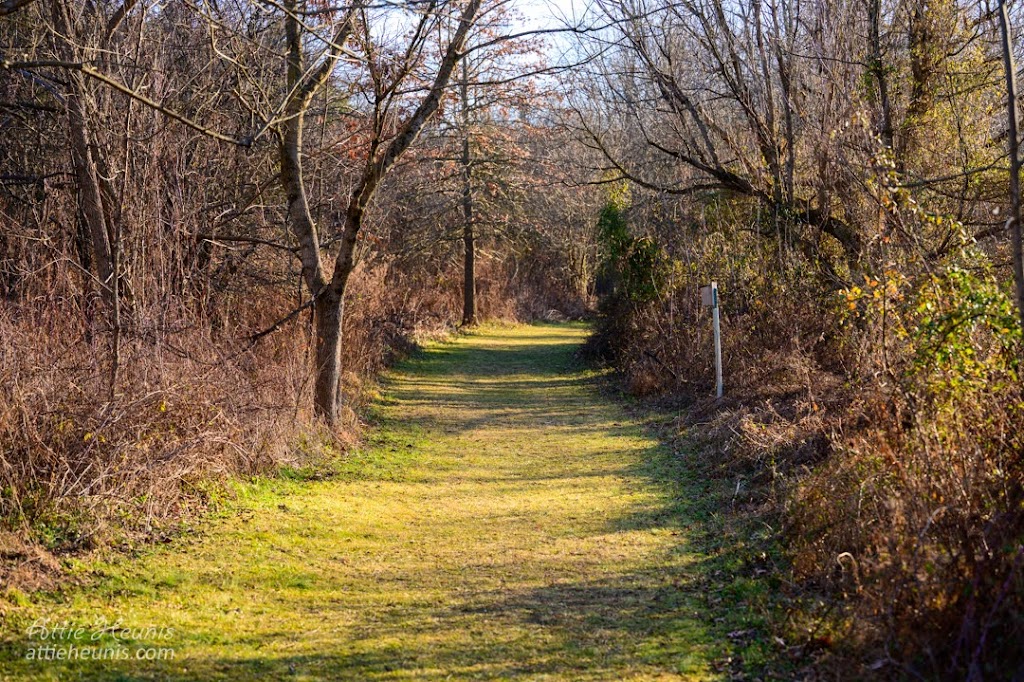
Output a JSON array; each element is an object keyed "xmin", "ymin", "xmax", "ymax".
[{"xmin": 0, "ymin": 323, "xmax": 776, "ymax": 680}]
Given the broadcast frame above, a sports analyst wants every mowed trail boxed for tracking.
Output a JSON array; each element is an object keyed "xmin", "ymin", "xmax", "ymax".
[{"xmin": 1, "ymin": 324, "xmax": 753, "ymax": 681}]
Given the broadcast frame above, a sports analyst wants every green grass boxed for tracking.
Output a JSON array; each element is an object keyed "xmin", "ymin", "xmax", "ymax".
[{"xmin": 0, "ymin": 322, "xmax": 774, "ymax": 680}]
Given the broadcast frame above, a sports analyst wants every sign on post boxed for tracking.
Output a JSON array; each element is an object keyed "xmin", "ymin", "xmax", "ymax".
[{"xmin": 699, "ymin": 282, "xmax": 723, "ymax": 399}]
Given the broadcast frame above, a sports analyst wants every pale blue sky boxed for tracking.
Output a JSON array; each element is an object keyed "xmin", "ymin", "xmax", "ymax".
[{"xmin": 517, "ymin": 0, "xmax": 587, "ymax": 36}]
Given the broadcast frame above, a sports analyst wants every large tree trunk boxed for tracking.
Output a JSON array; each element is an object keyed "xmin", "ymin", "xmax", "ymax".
[
  {"xmin": 313, "ymin": 286, "xmax": 343, "ymax": 423},
  {"xmin": 279, "ymin": 0, "xmax": 336, "ymax": 424},
  {"xmin": 311, "ymin": 200, "xmax": 363, "ymax": 424}
]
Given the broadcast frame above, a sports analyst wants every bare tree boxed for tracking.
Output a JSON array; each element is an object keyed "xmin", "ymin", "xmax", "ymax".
[{"xmin": 267, "ymin": 0, "xmax": 484, "ymax": 423}]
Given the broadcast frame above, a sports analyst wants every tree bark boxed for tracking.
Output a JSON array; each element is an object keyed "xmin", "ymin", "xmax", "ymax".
[
  {"xmin": 867, "ymin": 0, "xmax": 894, "ymax": 151},
  {"xmin": 460, "ymin": 60, "xmax": 476, "ymax": 326},
  {"xmin": 279, "ymin": 0, "xmax": 327, "ymax": 295},
  {"xmin": 277, "ymin": 0, "xmax": 351, "ymax": 423},
  {"xmin": 999, "ymin": 0, "xmax": 1024, "ymax": 333},
  {"xmin": 313, "ymin": 286, "xmax": 343, "ymax": 423},
  {"xmin": 66, "ymin": 91, "xmax": 115, "ymax": 305},
  {"xmin": 462, "ymin": 222, "xmax": 476, "ymax": 326},
  {"xmin": 51, "ymin": 0, "xmax": 116, "ymax": 306},
  {"xmin": 312, "ymin": 203, "xmax": 363, "ymax": 422}
]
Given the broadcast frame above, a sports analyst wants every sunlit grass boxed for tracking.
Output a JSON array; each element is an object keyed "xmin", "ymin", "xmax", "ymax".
[{"xmin": 0, "ymin": 322, "xmax": 771, "ymax": 680}]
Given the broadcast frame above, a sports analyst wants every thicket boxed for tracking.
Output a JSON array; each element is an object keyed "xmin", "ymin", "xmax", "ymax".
[
  {"xmin": 572, "ymin": 0, "xmax": 1024, "ymax": 677},
  {"xmin": 4, "ymin": 0, "xmax": 1024, "ymax": 676},
  {"xmin": 0, "ymin": 0, "xmax": 591, "ymax": 584}
]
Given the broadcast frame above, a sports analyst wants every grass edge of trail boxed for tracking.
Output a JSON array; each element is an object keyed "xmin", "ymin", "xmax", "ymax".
[
  {"xmin": 0, "ymin": 322, "xmax": 791, "ymax": 681},
  {"xmin": 600, "ymin": 384, "xmax": 801, "ymax": 680}
]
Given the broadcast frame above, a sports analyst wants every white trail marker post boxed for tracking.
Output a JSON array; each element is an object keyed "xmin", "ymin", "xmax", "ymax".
[{"xmin": 700, "ymin": 282, "xmax": 723, "ymax": 399}]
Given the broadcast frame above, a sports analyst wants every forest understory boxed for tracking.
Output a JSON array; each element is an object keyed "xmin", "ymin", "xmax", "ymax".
[{"xmin": 4, "ymin": 0, "xmax": 1024, "ymax": 678}]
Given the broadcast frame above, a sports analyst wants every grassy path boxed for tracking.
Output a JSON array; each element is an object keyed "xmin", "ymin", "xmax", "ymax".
[{"xmin": 0, "ymin": 323, "xmax": 768, "ymax": 680}]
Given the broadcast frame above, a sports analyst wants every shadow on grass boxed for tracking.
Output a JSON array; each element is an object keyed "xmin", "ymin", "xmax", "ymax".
[{"xmin": 0, "ymin": 323, "xmax": 779, "ymax": 681}]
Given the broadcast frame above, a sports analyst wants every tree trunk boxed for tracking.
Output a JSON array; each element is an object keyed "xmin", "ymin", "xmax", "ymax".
[
  {"xmin": 313, "ymin": 286, "xmax": 343, "ymax": 424},
  {"xmin": 280, "ymin": 0, "xmax": 326, "ymax": 296},
  {"xmin": 48, "ymin": 3, "xmax": 116, "ymax": 307},
  {"xmin": 279, "ymin": 0, "xmax": 337, "ymax": 424},
  {"xmin": 280, "ymin": 118, "xmax": 325, "ymax": 294},
  {"xmin": 868, "ymin": 0, "xmax": 894, "ymax": 151},
  {"xmin": 64, "ymin": 82, "xmax": 116, "ymax": 306},
  {"xmin": 461, "ymin": 134, "xmax": 476, "ymax": 325},
  {"xmin": 999, "ymin": 0, "xmax": 1024, "ymax": 333},
  {"xmin": 460, "ymin": 60, "xmax": 476, "ymax": 326},
  {"xmin": 314, "ymin": 206, "xmax": 362, "ymax": 425},
  {"xmin": 463, "ymin": 221, "xmax": 476, "ymax": 326}
]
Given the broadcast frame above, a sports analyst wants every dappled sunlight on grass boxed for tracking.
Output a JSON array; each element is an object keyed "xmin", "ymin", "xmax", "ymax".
[{"xmin": 0, "ymin": 322, "xmax": 768, "ymax": 680}]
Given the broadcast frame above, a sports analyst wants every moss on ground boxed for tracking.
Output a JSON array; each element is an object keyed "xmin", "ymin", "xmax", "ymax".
[{"xmin": 0, "ymin": 323, "xmax": 775, "ymax": 680}]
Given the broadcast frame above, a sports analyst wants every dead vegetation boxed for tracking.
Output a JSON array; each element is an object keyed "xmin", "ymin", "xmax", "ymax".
[
  {"xmin": 0, "ymin": 0, "xmax": 597, "ymax": 586},
  {"xmin": 567, "ymin": 0, "xmax": 1024, "ymax": 672},
  {"xmin": 0, "ymin": 248, "xmax": 575, "ymax": 588},
  {"xmin": 587, "ymin": 230, "xmax": 1024, "ymax": 678}
]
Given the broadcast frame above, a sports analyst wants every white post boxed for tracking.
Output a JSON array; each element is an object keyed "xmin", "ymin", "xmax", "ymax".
[{"xmin": 712, "ymin": 281, "xmax": 723, "ymax": 399}]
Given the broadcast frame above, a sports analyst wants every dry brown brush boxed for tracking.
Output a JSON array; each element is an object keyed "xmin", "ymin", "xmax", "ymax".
[{"xmin": 585, "ymin": 184, "xmax": 1024, "ymax": 678}]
